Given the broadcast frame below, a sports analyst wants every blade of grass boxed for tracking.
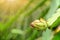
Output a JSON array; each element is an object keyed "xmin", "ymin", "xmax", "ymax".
[
  {"xmin": 24, "ymin": 0, "xmax": 47, "ymax": 17},
  {"xmin": 44, "ymin": 0, "xmax": 60, "ymax": 19},
  {"xmin": 26, "ymin": 30, "xmax": 39, "ymax": 40},
  {"xmin": 47, "ymin": 9, "xmax": 60, "ymax": 29},
  {"xmin": 19, "ymin": 0, "xmax": 47, "ymax": 28},
  {"xmin": 38, "ymin": 6, "xmax": 49, "ymax": 19},
  {"xmin": 0, "ymin": 0, "xmax": 34, "ymax": 31}
]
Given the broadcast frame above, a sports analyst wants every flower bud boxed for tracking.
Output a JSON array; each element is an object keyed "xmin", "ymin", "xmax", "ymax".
[{"xmin": 31, "ymin": 18, "xmax": 48, "ymax": 30}]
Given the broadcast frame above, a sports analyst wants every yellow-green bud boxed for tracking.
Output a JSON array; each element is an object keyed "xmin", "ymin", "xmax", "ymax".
[{"xmin": 31, "ymin": 18, "xmax": 48, "ymax": 30}]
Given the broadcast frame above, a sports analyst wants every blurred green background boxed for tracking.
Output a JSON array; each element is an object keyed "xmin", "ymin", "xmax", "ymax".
[{"xmin": 0, "ymin": 0, "xmax": 60, "ymax": 40}]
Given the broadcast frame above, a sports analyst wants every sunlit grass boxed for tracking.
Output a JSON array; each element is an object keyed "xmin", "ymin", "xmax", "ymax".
[{"xmin": 0, "ymin": 0, "xmax": 59, "ymax": 40}]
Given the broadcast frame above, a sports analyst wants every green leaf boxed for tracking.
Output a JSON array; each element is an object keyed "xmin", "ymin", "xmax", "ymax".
[
  {"xmin": 11, "ymin": 29, "xmax": 24, "ymax": 35},
  {"xmin": 42, "ymin": 28, "xmax": 52, "ymax": 40},
  {"xmin": 44, "ymin": 0, "xmax": 60, "ymax": 19},
  {"xmin": 47, "ymin": 8, "xmax": 60, "ymax": 29}
]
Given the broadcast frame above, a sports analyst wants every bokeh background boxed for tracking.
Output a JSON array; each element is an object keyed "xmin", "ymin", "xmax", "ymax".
[{"xmin": 0, "ymin": 0, "xmax": 60, "ymax": 40}]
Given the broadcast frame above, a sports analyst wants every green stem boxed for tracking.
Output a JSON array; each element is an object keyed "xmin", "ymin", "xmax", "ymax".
[
  {"xmin": 24, "ymin": 0, "xmax": 47, "ymax": 17},
  {"xmin": 47, "ymin": 9, "xmax": 60, "ymax": 29},
  {"xmin": 26, "ymin": 30, "xmax": 39, "ymax": 40}
]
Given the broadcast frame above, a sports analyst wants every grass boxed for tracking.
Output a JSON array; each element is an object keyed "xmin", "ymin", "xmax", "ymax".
[{"xmin": 0, "ymin": 0, "xmax": 60, "ymax": 40}]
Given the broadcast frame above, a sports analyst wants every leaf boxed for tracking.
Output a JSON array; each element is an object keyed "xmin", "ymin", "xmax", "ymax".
[
  {"xmin": 47, "ymin": 8, "xmax": 60, "ymax": 28},
  {"xmin": 11, "ymin": 29, "xmax": 24, "ymax": 35},
  {"xmin": 44, "ymin": 0, "xmax": 60, "ymax": 19},
  {"xmin": 42, "ymin": 28, "xmax": 52, "ymax": 40}
]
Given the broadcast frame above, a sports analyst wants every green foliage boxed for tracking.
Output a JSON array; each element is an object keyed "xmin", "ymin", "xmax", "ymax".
[
  {"xmin": 42, "ymin": 28, "xmax": 52, "ymax": 40},
  {"xmin": 52, "ymin": 32, "xmax": 60, "ymax": 40},
  {"xmin": 0, "ymin": 0, "xmax": 60, "ymax": 40}
]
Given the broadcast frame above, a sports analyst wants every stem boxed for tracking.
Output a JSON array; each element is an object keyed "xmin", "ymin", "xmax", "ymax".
[
  {"xmin": 47, "ymin": 9, "xmax": 60, "ymax": 29},
  {"xmin": 26, "ymin": 30, "xmax": 39, "ymax": 40}
]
